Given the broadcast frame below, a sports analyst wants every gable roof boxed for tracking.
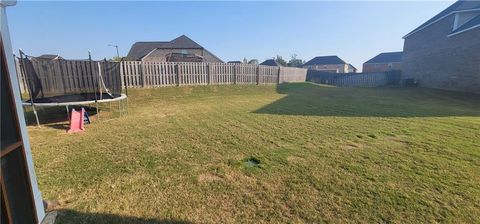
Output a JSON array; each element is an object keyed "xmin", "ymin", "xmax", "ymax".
[
  {"xmin": 404, "ymin": 0, "xmax": 480, "ymax": 38},
  {"xmin": 303, "ymin": 56, "xmax": 346, "ymax": 66},
  {"xmin": 365, "ymin": 52, "xmax": 403, "ymax": 64},
  {"xmin": 260, "ymin": 59, "xmax": 280, "ymax": 66},
  {"xmin": 37, "ymin": 54, "xmax": 62, "ymax": 60},
  {"xmin": 449, "ymin": 14, "xmax": 480, "ymax": 36},
  {"xmin": 127, "ymin": 35, "xmax": 204, "ymax": 60}
]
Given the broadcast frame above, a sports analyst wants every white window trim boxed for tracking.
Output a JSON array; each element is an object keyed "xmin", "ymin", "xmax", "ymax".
[{"xmin": 403, "ymin": 8, "xmax": 480, "ymax": 39}]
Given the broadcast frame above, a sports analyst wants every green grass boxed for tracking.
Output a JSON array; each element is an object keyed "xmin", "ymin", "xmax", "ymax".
[{"xmin": 27, "ymin": 83, "xmax": 480, "ymax": 223}]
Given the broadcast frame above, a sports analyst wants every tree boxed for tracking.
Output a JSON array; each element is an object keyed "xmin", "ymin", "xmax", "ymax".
[
  {"xmin": 247, "ymin": 59, "xmax": 259, "ymax": 64},
  {"xmin": 274, "ymin": 55, "xmax": 287, "ymax": 66},
  {"xmin": 111, "ymin": 56, "xmax": 123, "ymax": 62},
  {"xmin": 287, "ymin": 54, "xmax": 304, "ymax": 67}
]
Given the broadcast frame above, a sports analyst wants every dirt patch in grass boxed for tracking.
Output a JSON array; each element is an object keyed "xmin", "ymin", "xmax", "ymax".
[
  {"xmin": 342, "ymin": 142, "xmax": 363, "ymax": 150},
  {"xmin": 287, "ymin": 156, "xmax": 305, "ymax": 163},
  {"xmin": 197, "ymin": 173, "xmax": 223, "ymax": 183}
]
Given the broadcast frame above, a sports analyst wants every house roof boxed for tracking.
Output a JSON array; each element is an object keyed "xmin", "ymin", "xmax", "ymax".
[
  {"xmin": 449, "ymin": 14, "xmax": 480, "ymax": 36},
  {"xmin": 365, "ymin": 52, "xmax": 403, "ymax": 64},
  {"xmin": 303, "ymin": 56, "xmax": 346, "ymax": 66},
  {"xmin": 127, "ymin": 35, "xmax": 204, "ymax": 60},
  {"xmin": 404, "ymin": 0, "xmax": 480, "ymax": 38},
  {"xmin": 348, "ymin": 64, "xmax": 357, "ymax": 70},
  {"xmin": 227, "ymin": 61, "xmax": 242, "ymax": 64},
  {"xmin": 37, "ymin": 54, "xmax": 62, "ymax": 60},
  {"xmin": 260, "ymin": 59, "xmax": 280, "ymax": 66}
]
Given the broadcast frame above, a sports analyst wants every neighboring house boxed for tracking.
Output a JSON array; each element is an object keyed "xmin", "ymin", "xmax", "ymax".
[
  {"xmin": 363, "ymin": 52, "xmax": 402, "ymax": 73},
  {"xmin": 302, "ymin": 56, "xmax": 352, "ymax": 73},
  {"xmin": 37, "ymin": 54, "xmax": 63, "ymax": 60},
  {"xmin": 260, "ymin": 59, "xmax": 280, "ymax": 66},
  {"xmin": 348, "ymin": 64, "xmax": 357, "ymax": 73},
  {"xmin": 402, "ymin": 0, "xmax": 480, "ymax": 93},
  {"xmin": 227, "ymin": 61, "xmax": 243, "ymax": 64},
  {"xmin": 127, "ymin": 35, "xmax": 223, "ymax": 63}
]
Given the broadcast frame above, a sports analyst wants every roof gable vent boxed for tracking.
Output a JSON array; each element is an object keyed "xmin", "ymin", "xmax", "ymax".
[{"xmin": 453, "ymin": 11, "xmax": 480, "ymax": 30}]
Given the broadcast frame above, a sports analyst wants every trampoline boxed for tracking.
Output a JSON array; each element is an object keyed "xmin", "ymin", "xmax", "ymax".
[{"xmin": 18, "ymin": 51, "xmax": 128, "ymax": 126}]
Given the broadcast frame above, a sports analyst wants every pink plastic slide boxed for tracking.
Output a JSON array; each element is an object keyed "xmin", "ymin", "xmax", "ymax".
[{"xmin": 67, "ymin": 108, "xmax": 85, "ymax": 133}]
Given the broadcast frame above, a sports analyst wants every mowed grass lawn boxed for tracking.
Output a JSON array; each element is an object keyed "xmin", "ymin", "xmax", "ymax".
[{"xmin": 28, "ymin": 83, "xmax": 480, "ymax": 223}]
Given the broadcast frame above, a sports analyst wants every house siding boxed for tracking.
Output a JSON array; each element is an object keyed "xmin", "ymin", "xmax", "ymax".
[
  {"xmin": 202, "ymin": 50, "xmax": 223, "ymax": 63},
  {"xmin": 403, "ymin": 14, "xmax": 480, "ymax": 94},
  {"xmin": 363, "ymin": 62, "xmax": 401, "ymax": 73},
  {"xmin": 303, "ymin": 64, "xmax": 349, "ymax": 73}
]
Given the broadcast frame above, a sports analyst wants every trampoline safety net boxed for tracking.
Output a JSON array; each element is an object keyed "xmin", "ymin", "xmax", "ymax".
[{"xmin": 20, "ymin": 56, "xmax": 122, "ymax": 103}]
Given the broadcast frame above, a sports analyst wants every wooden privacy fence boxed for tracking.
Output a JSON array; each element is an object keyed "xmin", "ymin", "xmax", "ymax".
[
  {"xmin": 121, "ymin": 61, "xmax": 307, "ymax": 88},
  {"xmin": 306, "ymin": 70, "xmax": 391, "ymax": 87},
  {"xmin": 15, "ymin": 60, "xmax": 308, "ymax": 93},
  {"xmin": 15, "ymin": 58, "xmax": 122, "ymax": 97}
]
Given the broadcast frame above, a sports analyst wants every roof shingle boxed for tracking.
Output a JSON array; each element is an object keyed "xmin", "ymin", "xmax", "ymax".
[
  {"xmin": 303, "ymin": 56, "xmax": 346, "ymax": 66},
  {"xmin": 127, "ymin": 35, "xmax": 204, "ymax": 60},
  {"xmin": 365, "ymin": 52, "xmax": 403, "ymax": 64},
  {"xmin": 260, "ymin": 59, "xmax": 280, "ymax": 66}
]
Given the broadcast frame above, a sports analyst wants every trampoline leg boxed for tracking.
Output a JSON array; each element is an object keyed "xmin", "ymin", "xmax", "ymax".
[
  {"xmin": 33, "ymin": 106, "xmax": 40, "ymax": 127},
  {"xmin": 66, "ymin": 105, "xmax": 70, "ymax": 124},
  {"xmin": 118, "ymin": 100, "xmax": 122, "ymax": 117},
  {"xmin": 96, "ymin": 101, "xmax": 100, "ymax": 121}
]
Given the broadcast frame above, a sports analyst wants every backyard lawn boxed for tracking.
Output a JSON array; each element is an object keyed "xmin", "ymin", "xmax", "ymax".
[{"xmin": 27, "ymin": 83, "xmax": 480, "ymax": 223}]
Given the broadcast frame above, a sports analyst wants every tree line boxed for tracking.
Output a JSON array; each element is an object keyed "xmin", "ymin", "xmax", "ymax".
[{"xmin": 241, "ymin": 54, "xmax": 305, "ymax": 67}]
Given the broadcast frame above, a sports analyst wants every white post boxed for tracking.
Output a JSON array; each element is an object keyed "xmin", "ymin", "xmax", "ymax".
[{"xmin": 1, "ymin": 1, "xmax": 46, "ymax": 222}]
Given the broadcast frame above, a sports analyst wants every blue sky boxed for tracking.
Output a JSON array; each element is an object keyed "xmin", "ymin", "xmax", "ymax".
[{"xmin": 7, "ymin": 1, "xmax": 454, "ymax": 70}]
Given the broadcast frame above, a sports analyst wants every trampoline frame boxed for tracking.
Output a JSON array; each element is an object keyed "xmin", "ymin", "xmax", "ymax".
[{"xmin": 22, "ymin": 94, "xmax": 128, "ymax": 126}]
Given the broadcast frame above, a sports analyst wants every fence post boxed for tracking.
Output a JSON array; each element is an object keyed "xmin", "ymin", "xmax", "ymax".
[
  {"xmin": 14, "ymin": 58, "xmax": 26, "ymax": 94},
  {"xmin": 233, "ymin": 64, "xmax": 237, "ymax": 85},
  {"xmin": 206, "ymin": 63, "xmax": 211, "ymax": 85},
  {"xmin": 141, "ymin": 62, "xmax": 146, "ymax": 88},
  {"xmin": 256, "ymin": 66, "xmax": 260, "ymax": 85},
  {"xmin": 120, "ymin": 61, "xmax": 125, "ymax": 90},
  {"xmin": 277, "ymin": 67, "xmax": 282, "ymax": 84},
  {"xmin": 176, "ymin": 63, "xmax": 181, "ymax": 86}
]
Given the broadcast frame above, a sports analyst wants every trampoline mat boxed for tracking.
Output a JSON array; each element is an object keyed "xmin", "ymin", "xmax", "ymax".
[{"xmin": 25, "ymin": 93, "xmax": 122, "ymax": 104}]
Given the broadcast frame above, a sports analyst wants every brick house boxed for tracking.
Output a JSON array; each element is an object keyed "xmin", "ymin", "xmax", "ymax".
[
  {"xmin": 402, "ymin": 0, "xmax": 480, "ymax": 93},
  {"xmin": 363, "ymin": 52, "xmax": 402, "ymax": 73},
  {"xmin": 302, "ymin": 56, "xmax": 353, "ymax": 73},
  {"xmin": 127, "ymin": 35, "xmax": 223, "ymax": 63}
]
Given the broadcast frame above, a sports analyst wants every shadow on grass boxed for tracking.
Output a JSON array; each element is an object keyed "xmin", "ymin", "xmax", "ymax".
[
  {"xmin": 55, "ymin": 209, "xmax": 192, "ymax": 224},
  {"xmin": 254, "ymin": 83, "xmax": 480, "ymax": 117},
  {"xmin": 24, "ymin": 106, "xmax": 98, "ymax": 128}
]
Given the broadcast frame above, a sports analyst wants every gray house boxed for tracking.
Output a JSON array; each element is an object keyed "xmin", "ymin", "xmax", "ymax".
[
  {"xmin": 402, "ymin": 0, "xmax": 480, "ymax": 93},
  {"xmin": 302, "ymin": 56, "xmax": 352, "ymax": 73},
  {"xmin": 127, "ymin": 35, "xmax": 223, "ymax": 63},
  {"xmin": 363, "ymin": 52, "xmax": 402, "ymax": 73}
]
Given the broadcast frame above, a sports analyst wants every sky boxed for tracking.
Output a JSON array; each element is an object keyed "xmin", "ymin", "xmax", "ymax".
[{"xmin": 6, "ymin": 1, "xmax": 454, "ymax": 70}]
